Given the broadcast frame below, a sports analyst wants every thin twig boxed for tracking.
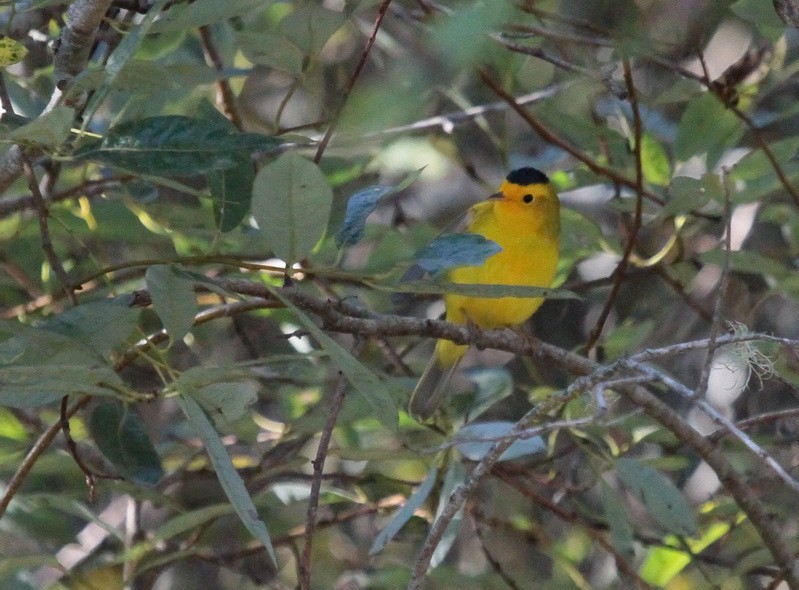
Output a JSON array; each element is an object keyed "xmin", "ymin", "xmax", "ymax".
[
  {"xmin": 20, "ymin": 155, "xmax": 77, "ymax": 306},
  {"xmin": 298, "ymin": 337, "xmax": 365, "ymax": 590},
  {"xmin": 198, "ymin": 25, "xmax": 243, "ymax": 130},
  {"xmin": 586, "ymin": 59, "xmax": 645, "ymax": 353},
  {"xmin": 313, "ymin": 0, "xmax": 392, "ymax": 163},
  {"xmin": 0, "ymin": 395, "xmax": 92, "ymax": 518},
  {"xmin": 60, "ymin": 396, "xmax": 97, "ymax": 502},
  {"xmin": 477, "ymin": 68, "xmax": 665, "ymax": 206}
]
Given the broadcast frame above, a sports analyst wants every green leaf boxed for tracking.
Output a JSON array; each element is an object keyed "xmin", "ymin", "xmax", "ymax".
[
  {"xmin": 662, "ymin": 175, "xmax": 716, "ymax": 216},
  {"xmin": 42, "ymin": 299, "xmax": 140, "ymax": 357},
  {"xmin": 640, "ymin": 520, "xmax": 733, "ymax": 585},
  {"xmin": 0, "ymin": 364, "xmax": 123, "ymax": 408},
  {"xmin": 370, "ymin": 465, "xmax": 438, "ymax": 555},
  {"xmin": 151, "ymin": 0, "xmax": 270, "ymax": 33},
  {"xmin": 0, "ymin": 37, "xmax": 28, "ymax": 67},
  {"xmin": 640, "ymin": 133, "xmax": 670, "ymax": 186},
  {"xmin": 178, "ymin": 394, "xmax": 277, "ymax": 565},
  {"xmin": 335, "ymin": 168, "xmax": 423, "ymax": 247},
  {"xmin": 185, "ymin": 380, "xmax": 259, "ymax": 427},
  {"xmin": 454, "ymin": 421, "xmax": 546, "ymax": 461},
  {"xmin": 145, "ymin": 264, "xmax": 197, "ymax": 344},
  {"xmin": 75, "ymin": 116, "xmax": 281, "ymax": 176},
  {"xmin": 415, "ymin": 234, "xmax": 502, "ymax": 273},
  {"xmin": 699, "ymin": 249, "xmax": 790, "ymax": 279},
  {"xmin": 251, "ymin": 152, "xmax": 333, "ymax": 263},
  {"xmin": 616, "ymin": 457, "xmax": 698, "ymax": 536},
  {"xmin": 238, "ymin": 31, "xmax": 305, "ymax": 74},
  {"xmin": 7, "ymin": 106, "xmax": 75, "ymax": 149},
  {"xmin": 82, "ymin": 0, "xmax": 170, "ymax": 122},
  {"xmin": 88, "ymin": 402, "xmax": 164, "ymax": 485},
  {"xmin": 267, "ymin": 287, "xmax": 398, "ymax": 431},
  {"xmin": 675, "ymin": 93, "xmax": 742, "ymax": 166},
  {"xmin": 731, "ymin": 137, "xmax": 799, "ymax": 181},
  {"xmin": 279, "ymin": 3, "xmax": 348, "ymax": 54},
  {"xmin": 209, "ymin": 153, "xmax": 255, "ymax": 232},
  {"xmin": 600, "ymin": 479, "xmax": 635, "ymax": 560},
  {"xmin": 152, "ymin": 503, "xmax": 235, "ymax": 543},
  {"xmin": 198, "ymin": 100, "xmax": 255, "ymax": 232}
]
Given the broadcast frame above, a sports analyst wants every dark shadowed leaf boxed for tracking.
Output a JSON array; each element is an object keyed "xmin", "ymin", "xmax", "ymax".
[
  {"xmin": 42, "ymin": 299, "xmax": 140, "ymax": 357},
  {"xmin": 89, "ymin": 402, "xmax": 164, "ymax": 486},
  {"xmin": 74, "ymin": 116, "xmax": 281, "ymax": 176}
]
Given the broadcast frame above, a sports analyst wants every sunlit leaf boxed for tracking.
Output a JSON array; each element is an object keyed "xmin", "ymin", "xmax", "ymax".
[
  {"xmin": 0, "ymin": 37, "xmax": 28, "ymax": 67},
  {"xmin": 252, "ymin": 152, "xmax": 333, "ymax": 263},
  {"xmin": 89, "ymin": 402, "xmax": 164, "ymax": 486},
  {"xmin": 640, "ymin": 132, "xmax": 670, "ymax": 186}
]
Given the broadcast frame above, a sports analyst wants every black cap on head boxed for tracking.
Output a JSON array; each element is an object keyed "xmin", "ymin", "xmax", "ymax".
[{"xmin": 506, "ymin": 167, "xmax": 549, "ymax": 186}]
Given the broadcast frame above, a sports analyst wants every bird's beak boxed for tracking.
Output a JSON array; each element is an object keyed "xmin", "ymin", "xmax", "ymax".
[{"xmin": 487, "ymin": 191, "xmax": 504, "ymax": 200}]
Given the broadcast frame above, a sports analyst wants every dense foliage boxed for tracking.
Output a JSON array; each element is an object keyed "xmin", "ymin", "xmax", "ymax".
[{"xmin": 2, "ymin": 0, "xmax": 799, "ymax": 588}]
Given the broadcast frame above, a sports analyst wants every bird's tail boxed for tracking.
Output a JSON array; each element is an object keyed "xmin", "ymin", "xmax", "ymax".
[{"xmin": 408, "ymin": 353, "xmax": 462, "ymax": 422}]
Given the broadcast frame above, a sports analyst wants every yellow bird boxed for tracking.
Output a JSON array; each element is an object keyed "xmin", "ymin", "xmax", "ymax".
[{"xmin": 409, "ymin": 167, "xmax": 561, "ymax": 421}]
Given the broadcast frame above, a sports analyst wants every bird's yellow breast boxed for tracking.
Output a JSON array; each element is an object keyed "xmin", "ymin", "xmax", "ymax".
[{"xmin": 445, "ymin": 196, "xmax": 560, "ymax": 329}]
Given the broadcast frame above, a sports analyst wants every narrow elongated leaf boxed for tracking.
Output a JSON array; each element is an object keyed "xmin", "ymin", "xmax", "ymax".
[
  {"xmin": 616, "ymin": 458, "xmax": 698, "ymax": 536},
  {"xmin": 152, "ymin": 503, "xmax": 234, "ymax": 543},
  {"xmin": 415, "ymin": 234, "xmax": 502, "ymax": 273},
  {"xmin": 75, "ymin": 116, "xmax": 281, "ymax": 176},
  {"xmin": 268, "ymin": 287, "xmax": 398, "ymax": 431},
  {"xmin": 430, "ymin": 461, "xmax": 465, "ymax": 568},
  {"xmin": 335, "ymin": 168, "xmax": 423, "ymax": 247},
  {"xmin": 600, "ymin": 479, "xmax": 635, "ymax": 560},
  {"xmin": 454, "ymin": 421, "xmax": 546, "ymax": 461},
  {"xmin": 386, "ymin": 280, "xmax": 578, "ymax": 299},
  {"xmin": 89, "ymin": 402, "xmax": 164, "ymax": 486},
  {"xmin": 178, "ymin": 394, "xmax": 277, "ymax": 565},
  {"xmin": 252, "ymin": 152, "xmax": 333, "ymax": 263},
  {"xmin": 8, "ymin": 106, "xmax": 74, "ymax": 149},
  {"xmin": 145, "ymin": 264, "xmax": 197, "ymax": 344},
  {"xmin": 370, "ymin": 465, "xmax": 438, "ymax": 554}
]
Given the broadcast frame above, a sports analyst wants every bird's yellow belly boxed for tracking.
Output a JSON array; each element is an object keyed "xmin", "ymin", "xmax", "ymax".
[{"xmin": 445, "ymin": 238, "xmax": 558, "ymax": 329}]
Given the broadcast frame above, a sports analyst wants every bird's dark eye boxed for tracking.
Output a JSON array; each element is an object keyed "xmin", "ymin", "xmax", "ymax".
[{"xmin": 523, "ymin": 194, "xmax": 534, "ymax": 203}]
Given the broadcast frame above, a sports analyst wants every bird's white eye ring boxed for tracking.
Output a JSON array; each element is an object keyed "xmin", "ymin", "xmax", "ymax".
[{"xmin": 523, "ymin": 194, "xmax": 534, "ymax": 203}]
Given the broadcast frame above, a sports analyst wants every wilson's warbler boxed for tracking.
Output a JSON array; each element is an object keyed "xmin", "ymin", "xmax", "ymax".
[{"xmin": 409, "ymin": 167, "xmax": 561, "ymax": 421}]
